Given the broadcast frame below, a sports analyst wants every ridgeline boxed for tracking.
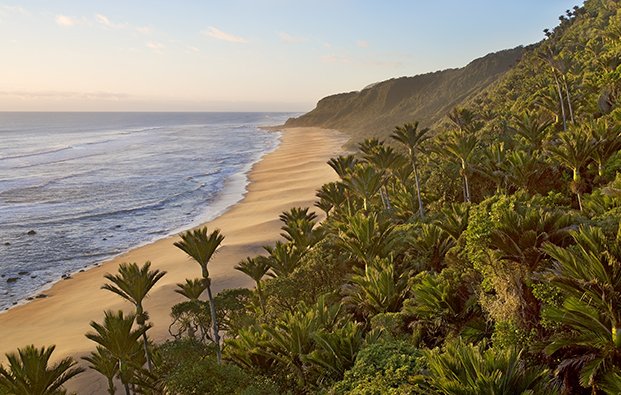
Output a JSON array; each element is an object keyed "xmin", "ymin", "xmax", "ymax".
[{"xmin": 285, "ymin": 46, "xmax": 526, "ymax": 142}]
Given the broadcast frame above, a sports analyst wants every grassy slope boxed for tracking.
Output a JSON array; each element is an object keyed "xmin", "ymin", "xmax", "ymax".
[{"xmin": 285, "ymin": 46, "xmax": 527, "ymax": 143}]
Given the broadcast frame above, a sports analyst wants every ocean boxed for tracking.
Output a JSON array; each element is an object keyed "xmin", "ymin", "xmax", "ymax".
[{"xmin": 0, "ymin": 112, "xmax": 291, "ymax": 310}]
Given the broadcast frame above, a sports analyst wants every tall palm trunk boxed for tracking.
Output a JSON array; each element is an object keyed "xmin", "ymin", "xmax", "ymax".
[
  {"xmin": 551, "ymin": 68, "xmax": 567, "ymax": 131},
  {"xmin": 205, "ymin": 282, "xmax": 222, "ymax": 365},
  {"xmin": 106, "ymin": 378, "xmax": 115, "ymax": 395},
  {"xmin": 573, "ymin": 168, "xmax": 584, "ymax": 211},
  {"xmin": 119, "ymin": 359, "xmax": 131, "ymax": 395},
  {"xmin": 256, "ymin": 281, "xmax": 266, "ymax": 314},
  {"xmin": 380, "ymin": 186, "xmax": 392, "ymax": 210},
  {"xmin": 562, "ymin": 75, "xmax": 574, "ymax": 124},
  {"xmin": 461, "ymin": 160, "xmax": 471, "ymax": 203},
  {"xmin": 412, "ymin": 159, "xmax": 425, "ymax": 218},
  {"xmin": 136, "ymin": 305, "xmax": 152, "ymax": 372},
  {"xmin": 141, "ymin": 332, "xmax": 152, "ymax": 371}
]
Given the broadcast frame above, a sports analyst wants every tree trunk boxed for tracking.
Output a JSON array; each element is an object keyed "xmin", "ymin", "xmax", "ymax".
[
  {"xmin": 562, "ymin": 75, "xmax": 575, "ymax": 124},
  {"xmin": 205, "ymin": 282, "xmax": 222, "ymax": 365},
  {"xmin": 412, "ymin": 160, "xmax": 425, "ymax": 218},
  {"xmin": 142, "ymin": 331, "xmax": 152, "ymax": 371},
  {"xmin": 551, "ymin": 68, "xmax": 567, "ymax": 131},
  {"xmin": 462, "ymin": 161, "xmax": 471, "ymax": 203},
  {"xmin": 577, "ymin": 192, "xmax": 583, "ymax": 211},
  {"xmin": 257, "ymin": 281, "xmax": 266, "ymax": 314},
  {"xmin": 381, "ymin": 186, "xmax": 392, "ymax": 210},
  {"xmin": 107, "ymin": 378, "xmax": 115, "ymax": 395},
  {"xmin": 573, "ymin": 168, "xmax": 583, "ymax": 211},
  {"xmin": 118, "ymin": 359, "xmax": 131, "ymax": 395}
]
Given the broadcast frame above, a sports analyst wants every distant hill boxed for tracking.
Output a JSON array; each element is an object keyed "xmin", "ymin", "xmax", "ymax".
[{"xmin": 285, "ymin": 46, "xmax": 527, "ymax": 142}]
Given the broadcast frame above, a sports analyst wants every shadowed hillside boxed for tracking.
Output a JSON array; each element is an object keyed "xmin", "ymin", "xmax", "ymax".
[{"xmin": 285, "ymin": 46, "xmax": 527, "ymax": 142}]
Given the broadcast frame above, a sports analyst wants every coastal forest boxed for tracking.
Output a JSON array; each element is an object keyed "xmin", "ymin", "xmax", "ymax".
[{"xmin": 3, "ymin": 0, "xmax": 621, "ymax": 394}]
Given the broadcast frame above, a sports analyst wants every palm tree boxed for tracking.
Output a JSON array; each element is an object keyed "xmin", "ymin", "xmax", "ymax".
[
  {"xmin": 391, "ymin": 121, "xmax": 431, "ymax": 218},
  {"xmin": 342, "ymin": 164, "xmax": 383, "ymax": 212},
  {"xmin": 488, "ymin": 206, "xmax": 573, "ymax": 330},
  {"xmin": 175, "ymin": 278, "xmax": 207, "ymax": 301},
  {"xmin": 358, "ymin": 137, "xmax": 383, "ymax": 157},
  {"xmin": 342, "ymin": 258, "xmax": 409, "ymax": 319},
  {"xmin": 83, "ymin": 347, "xmax": 118, "ymax": 395},
  {"xmin": 503, "ymin": 150, "xmax": 546, "ymax": 193},
  {"xmin": 102, "ymin": 261, "xmax": 165, "ymax": 372},
  {"xmin": 542, "ymin": 226, "xmax": 621, "ymax": 392},
  {"xmin": 364, "ymin": 144, "xmax": 404, "ymax": 210},
  {"xmin": 235, "ymin": 256, "xmax": 270, "ymax": 311},
  {"xmin": 511, "ymin": 111, "xmax": 553, "ymax": 152},
  {"xmin": 439, "ymin": 132, "xmax": 479, "ymax": 203},
  {"xmin": 404, "ymin": 272, "xmax": 478, "ymax": 346},
  {"xmin": 263, "ymin": 241, "xmax": 303, "ymax": 277},
  {"xmin": 327, "ymin": 155, "xmax": 358, "ymax": 179},
  {"xmin": 334, "ymin": 212, "xmax": 401, "ymax": 265},
  {"xmin": 174, "ymin": 227, "xmax": 225, "ymax": 364},
  {"xmin": 538, "ymin": 45, "xmax": 570, "ymax": 130},
  {"xmin": 279, "ymin": 207, "xmax": 321, "ymax": 251},
  {"xmin": 547, "ymin": 128, "xmax": 597, "ymax": 210},
  {"xmin": 447, "ymin": 107, "xmax": 483, "ymax": 134},
  {"xmin": 587, "ymin": 118, "xmax": 621, "ymax": 178},
  {"xmin": 173, "ymin": 278, "xmax": 209, "ymax": 340},
  {"xmin": 425, "ymin": 340, "xmax": 553, "ymax": 394},
  {"xmin": 435, "ymin": 203, "xmax": 470, "ymax": 241},
  {"xmin": 85, "ymin": 310, "xmax": 148, "ymax": 395},
  {"xmin": 0, "ymin": 345, "xmax": 84, "ymax": 395},
  {"xmin": 315, "ymin": 182, "xmax": 347, "ymax": 217},
  {"xmin": 260, "ymin": 296, "xmax": 346, "ymax": 387},
  {"xmin": 478, "ymin": 142, "xmax": 507, "ymax": 194},
  {"xmin": 410, "ymin": 223, "xmax": 455, "ymax": 272}
]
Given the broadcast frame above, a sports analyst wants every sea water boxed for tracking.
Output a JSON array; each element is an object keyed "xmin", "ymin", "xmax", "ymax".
[{"xmin": 0, "ymin": 112, "xmax": 290, "ymax": 310}]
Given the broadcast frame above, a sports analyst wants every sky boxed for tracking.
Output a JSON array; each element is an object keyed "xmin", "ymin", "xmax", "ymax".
[{"xmin": 0, "ymin": 0, "xmax": 580, "ymax": 112}]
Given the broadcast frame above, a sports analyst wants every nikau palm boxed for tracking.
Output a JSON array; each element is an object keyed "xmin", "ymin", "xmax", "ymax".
[
  {"xmin": 0, "ymin": 345, "xmax": 84, "ymax": 395},
  {"xmin": 392, "ymin": 121, "xmax": 431, "ymax": 218},
  {"xmin": 83, "ymin": 347, "xmax": 118, "ymax": 395},
  {"xmin": 174, "ymin": 227, "xmax": 225, "ymax": 364},
  {"xmin": 85, "ymin": 310, "xmax": 148, "ymax": 395},
  {"xmin": 547, "ymin": 127, "xmax": 596, "ymax": 210},
  {"xmin": 439, "ymin": 132, "xmax": 478, "ymax": 203},
  {"xmin": 235, "ymin": 256, "xmax": 270, "ymax": 310},
  {"xmin": 102, "ymin": 261, "xmax": 166, "ymax": 372}
]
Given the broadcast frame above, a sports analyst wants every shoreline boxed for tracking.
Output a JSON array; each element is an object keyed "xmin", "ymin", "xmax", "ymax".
[
  {"xmin": 0, "ymin": 126, "xmax": 347, "ymax": 394},
  {"xmin": 0, "ymin": 128, "xmax": 283, "ymax": 314}
]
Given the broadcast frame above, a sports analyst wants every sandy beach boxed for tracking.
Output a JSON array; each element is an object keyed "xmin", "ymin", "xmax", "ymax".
[{"xmin": 0, "ymin": 126, "xmax": 347, "ymax": 394}]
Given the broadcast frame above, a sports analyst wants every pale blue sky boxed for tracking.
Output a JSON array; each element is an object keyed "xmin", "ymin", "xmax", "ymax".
[{"xmin": 0, "ymin": 1, "xmax": 579, "ymax": 111}]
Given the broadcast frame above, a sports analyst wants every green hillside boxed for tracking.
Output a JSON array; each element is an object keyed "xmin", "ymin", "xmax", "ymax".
[{"xmin": 285, "ymin": 46, "xmax": 526, "ymax": 142}]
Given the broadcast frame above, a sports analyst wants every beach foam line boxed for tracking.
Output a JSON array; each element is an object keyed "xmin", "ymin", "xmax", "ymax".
[{"xmin": 0, "ymin": 127, "xmax": 348, "ymax": 394}]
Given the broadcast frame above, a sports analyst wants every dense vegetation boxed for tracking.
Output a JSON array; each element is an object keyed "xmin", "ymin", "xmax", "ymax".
[{"xmin": 2, "ymin": 0, "xmax": 621, "ymax": 393}]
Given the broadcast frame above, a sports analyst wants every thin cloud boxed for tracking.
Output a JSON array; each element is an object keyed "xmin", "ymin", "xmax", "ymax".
[
  {"xmin": 55, "ymin": 14, "xmax": 79, "ymax": 27},
  {"xmin": 0, "ymin": 90, "xmax": 130, "ymax": 100},
  {"xmin": 0, "ymin": 5, "xmax": 28, "ymax": 17},
  {"xmin": 357, "ymin": 40, "xmax": 369, "ymax": 48},
  {"xmin": 96, "ymin": 13, "xmax": 126, "ymax": 29},
  {"xmin": 279, "ymin": 32, "xmax": 305, "ymax": 44},
  {"xmin": 203, "ymin": 26, "xmax": 248, "ymax": 43},
  {"xmin": 135, "ymin": 26, "xmax": 152, "ymax": 34},
  {"xmin": 146, "ymin": 41, "xmax": 165, "ymax": 53},
  {"xmin": 321, "ymin": 54, "xmax": 351, "ymax": 64}
]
